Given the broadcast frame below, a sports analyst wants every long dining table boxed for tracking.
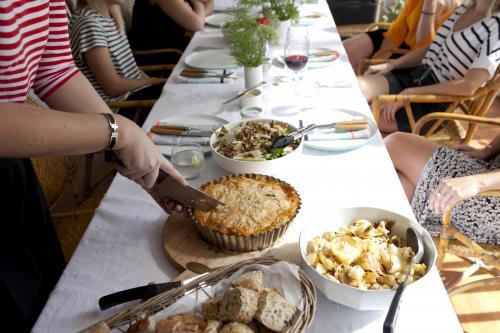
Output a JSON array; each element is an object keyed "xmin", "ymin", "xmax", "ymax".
[{"xmin": 33, "ymin": 1, "xmax": 463, "ymax": 332}]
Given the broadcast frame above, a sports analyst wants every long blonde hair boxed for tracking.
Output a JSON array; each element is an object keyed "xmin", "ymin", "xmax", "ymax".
[{"xmin": 76, "ymin": 0, "xmax": 125, "ymax": 33}]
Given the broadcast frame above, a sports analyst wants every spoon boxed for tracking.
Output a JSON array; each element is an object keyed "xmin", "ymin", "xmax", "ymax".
[{"xmin": 383, "ymin": 227, "xmax": 424, "ymax": 333}]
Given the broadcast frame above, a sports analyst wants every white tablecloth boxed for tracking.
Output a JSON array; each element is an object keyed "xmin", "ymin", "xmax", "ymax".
[{"xmin": 33, "ymin": 1, "xmax": 462, "ymax": 332}]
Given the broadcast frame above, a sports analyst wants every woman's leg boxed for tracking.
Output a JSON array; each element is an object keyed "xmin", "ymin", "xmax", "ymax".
[
  {"xmin": 357, "ymin": 74, "xmax": 390, "ymax": 103},
  {"xmin": 384, "ymin": 132, "xmax": 441, "ymax": 201},
  {"xmin": 343, "ymin": 33, "xmax": 375, "ymax": 71}
]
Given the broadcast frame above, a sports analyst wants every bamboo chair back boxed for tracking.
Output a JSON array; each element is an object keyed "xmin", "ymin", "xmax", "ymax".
[{"xmin": 437, "ymin": 191, "xmax": 500, "ymax": 296}]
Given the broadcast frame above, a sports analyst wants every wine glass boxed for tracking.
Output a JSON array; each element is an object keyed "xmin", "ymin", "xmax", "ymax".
[{"xmin": 284, "ymin": 25, "xmax": 309, "ymax": 93}]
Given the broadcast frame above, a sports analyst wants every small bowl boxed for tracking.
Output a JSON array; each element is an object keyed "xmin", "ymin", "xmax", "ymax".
[
  {"xmin": 210, "ymin": 119, "xmax": 303, "ymax": 175},
  {"xmin": 299, "ymin": 207, "xmax": 437, "ymax": 311}
]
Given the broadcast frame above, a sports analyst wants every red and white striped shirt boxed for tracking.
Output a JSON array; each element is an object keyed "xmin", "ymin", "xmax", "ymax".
[{"xmin": 0, "ymin": 0, "xmax": 79, "ymax": 103}]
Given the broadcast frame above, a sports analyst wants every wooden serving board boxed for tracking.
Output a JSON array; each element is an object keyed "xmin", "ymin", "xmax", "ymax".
[{"xmin": 162, "ymin": 213, "xmax": 301, "ymax": 278}]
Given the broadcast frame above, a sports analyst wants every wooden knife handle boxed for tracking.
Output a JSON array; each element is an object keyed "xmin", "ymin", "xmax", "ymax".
[
  {"xmin": 150, "ymin": 127, "xmax": 184, "ymax": 135},
  {"xmin": 335, "ymin": 120, "xmax": 369, "ymax": 131}
]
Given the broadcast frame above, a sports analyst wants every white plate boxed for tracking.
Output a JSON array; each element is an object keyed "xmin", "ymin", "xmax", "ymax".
[
  {"xmin": 205, "ymin": 13, "xmax": 231, "ymax": 28},
  {"xmin": 184, "ymin": 49, "xmax": 239, "ymax": 70},
  {"xmin": 274, "ymin": 53, "xmax": 338, "ymax": 70},
  {"xmin": 302, "ymin": 108, "xmax": 378, "ymax": 151},
  {"xmin": 148, "ymin": 114, "xmax": 229, "ymax": 155}
]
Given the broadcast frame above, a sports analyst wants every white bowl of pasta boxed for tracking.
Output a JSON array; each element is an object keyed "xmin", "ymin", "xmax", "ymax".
[
  {"xmin": 299, "ymin": 207, "xmax": 437, "ymax": 310},
  {"xmin": 209, "ymin": 119, "xmax": 303, "ymax": 175}
]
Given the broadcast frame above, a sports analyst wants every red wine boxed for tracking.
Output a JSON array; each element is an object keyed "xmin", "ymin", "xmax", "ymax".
[{"xmin": 285, "ymin": 55, "xmax": 308, "ymax": 71}]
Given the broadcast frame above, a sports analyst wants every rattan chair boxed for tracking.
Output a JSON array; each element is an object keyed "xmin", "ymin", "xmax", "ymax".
[
  {"xmin": 415, "ymin": 115, "xmax": 500, "ymax": 295},
  {"xmin": 26, "ymin": 94, "xmax": 100, "ymax": 260},
  {"xmin": 369, "ymin": 66, "xmax": 500, "ymax": 145},
  {"xmin": 436, "ymin": 190, "xmax": 500, "ymax": 296}
]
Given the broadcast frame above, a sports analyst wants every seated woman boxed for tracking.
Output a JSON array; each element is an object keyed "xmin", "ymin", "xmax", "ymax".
[
  {"xmin": 358, "ymin": 0, "xmax": 499, "ymax": 134},
  {"xmin": 129, "ymin": 0, "xmax": 214, "ymax": 64},
  {"xmin": 344, "ymin": 0, "xmax": 459, "ymax": 70},
  {"xmin": 385, "ymin": 132, "xmax": 500, "ymax": 244},
  {"xmin": 69, "ymin": 0, "xmax": 165, "ymax": 109}
]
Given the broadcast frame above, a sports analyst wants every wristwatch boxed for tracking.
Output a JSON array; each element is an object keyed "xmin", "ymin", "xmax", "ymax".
[{"xmin": 102, "ymin": 113, "xmax": 119, "ymax": 150}]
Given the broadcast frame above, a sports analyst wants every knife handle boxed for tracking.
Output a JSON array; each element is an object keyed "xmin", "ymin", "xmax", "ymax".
[
  {"xmin": 150, "ymin": 127, "xmax": 185, "ymax": 135},
  {"xmin": 104, "ymin": 151, "xmax": 168, "ymax": 183},
  {"xmin": 98, "ymin": 281, "xmax": 181, "ymax": 311}
]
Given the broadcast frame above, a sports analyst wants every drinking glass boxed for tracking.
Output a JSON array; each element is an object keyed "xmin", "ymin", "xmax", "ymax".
[
  {"xmin": 171, "ymin": 143, "xmax": 205, "ymax": 180},
  {"xmin": 284, "ymin": 25, "xmax": 310, "ymax": 93}
]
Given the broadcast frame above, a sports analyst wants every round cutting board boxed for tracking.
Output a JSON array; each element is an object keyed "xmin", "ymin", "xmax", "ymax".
[{"xmin": 162, "ymin": 213, "xmax": 301, "ymax": 273}]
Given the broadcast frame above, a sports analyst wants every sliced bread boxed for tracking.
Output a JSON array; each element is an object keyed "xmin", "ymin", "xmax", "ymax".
[
  {"xmin": 220, "ymin": 322, "xmax": 255, "ymax": 333},
  {"xmin": 220, "ymin": 287, "xmax": 259, "ymax": 323},
  {"xmin": 254, "ymin": 289, "xmax": 297, "ymax": 332},
  {"xmin": 231, "ymin": 271, "xmax": 264, "ymax": 293},
  {"xmin": 203, "ymin": 320, "xmax": 223, "ymax": 333}
]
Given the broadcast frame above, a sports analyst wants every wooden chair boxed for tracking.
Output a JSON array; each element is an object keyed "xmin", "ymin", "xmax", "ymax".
[
  {"xmin": 370, "ymin": 66, "xmax": 500, "ymax": 145},
  {"xmin": 437, "ymin": 190, "xmax": 500, "ymax": 296},
  {"xmin": 414, "ymin": 114, "xmax": 500, "ymax": 295}
]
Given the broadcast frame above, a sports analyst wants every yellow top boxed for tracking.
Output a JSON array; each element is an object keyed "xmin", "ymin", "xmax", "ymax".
[{"xmin": 384, "ymin": 0, "xmax": 458, "ymax": 50}]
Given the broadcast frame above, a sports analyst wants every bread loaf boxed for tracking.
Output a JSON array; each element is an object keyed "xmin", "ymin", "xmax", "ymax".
[
  {"xmin": 220, "ymin": 322, "xmax": 255, "ymax": 333},
  {"xmin": 82, "ymin": 322, "xmax": 110, "ymax": 333},
  {"xmin": 156, "ymin": 313, "xmax": 207, "ymax": 333},
  {"xmin": 202, "ymin": 298, "xmax": 221, "ymax": 320},
  {"xmin": 255, "ymin": 289, "xmax": 297, "ymax": 332},
  {"xmin": 231, "ymin": 271, "xmax": 264, "ymax": 293},
  {"xmin": 203, "ymin": 320, "xmax": 223, "ymax": 333},
  {"xmin": 220, "ymin": 287, "xmax": 259, "ymax": 323},
  {"xmin": 127, "ymin": 315, "xmax": 155, "ymax": 333}
]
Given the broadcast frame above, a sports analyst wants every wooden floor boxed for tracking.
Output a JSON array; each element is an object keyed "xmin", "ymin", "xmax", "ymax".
[{"xmin": 440, "ymin": 254, "xmax": 500, "ymax": 333}]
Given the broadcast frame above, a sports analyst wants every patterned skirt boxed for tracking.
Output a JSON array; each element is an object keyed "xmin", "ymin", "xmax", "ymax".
[{"xmin": 411, "ymin": 147, "xmax": 500, "ymax": 244}]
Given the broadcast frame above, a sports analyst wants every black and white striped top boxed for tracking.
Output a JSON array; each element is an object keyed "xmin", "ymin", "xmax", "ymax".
[
  {"xmin": 69, "ymin": 9, "xmax": 142, "ymax": 101},
  {"xmin": 423, "ymin": 1, "xmax": 500, "ymax": 83}
]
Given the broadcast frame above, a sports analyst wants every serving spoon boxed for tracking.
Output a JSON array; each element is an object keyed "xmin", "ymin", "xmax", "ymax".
[{"xmin": 383, "ymin": 227, "xmax": 424, "ymax": 333}]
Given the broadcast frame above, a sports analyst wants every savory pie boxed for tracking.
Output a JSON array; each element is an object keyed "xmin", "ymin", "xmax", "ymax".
[{"xmin": 193, "ymin": 175, "xmax": 300, "ymax": 237}]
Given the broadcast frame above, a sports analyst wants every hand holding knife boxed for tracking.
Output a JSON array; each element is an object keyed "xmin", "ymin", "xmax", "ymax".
[{"xmin": 105, "ymin": 151, "xmax": 223, "ymax": 211}]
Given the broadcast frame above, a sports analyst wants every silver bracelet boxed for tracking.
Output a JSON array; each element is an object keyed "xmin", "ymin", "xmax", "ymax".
[{"xmin": 102, "ymin": 113, "xmax": 119, "ymax": 150}]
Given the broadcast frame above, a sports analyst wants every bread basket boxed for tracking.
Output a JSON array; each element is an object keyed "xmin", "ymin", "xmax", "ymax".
[
  {"xmin": 189, "ymin": 174, "xmax": 302, "ymax": 251},
  {"xmin": 84, "ymin": 258, "xmax": 316, "ymax": 333}
]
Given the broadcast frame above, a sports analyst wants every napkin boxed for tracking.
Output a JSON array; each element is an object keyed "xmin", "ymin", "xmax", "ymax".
[
  {"xmin": 306, "ymin": 128, "xmax": 370, "ymax": 141},
  {"xmin": 147, "ymin": 132, "xmax": 211, "ymax": 146},
  {"xmin": 309, "ymin": 55, "xmax": 338, "ymax": 63},
  {"xmin": 174, "ymin": 75, "xmax": 237, "ymax": 84}
]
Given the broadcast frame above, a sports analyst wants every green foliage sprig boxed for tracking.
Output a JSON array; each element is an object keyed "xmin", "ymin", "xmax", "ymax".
[
  {"xmin": 269, "ymin": 0, "xmax": 299, "ymax": 22},
  {"xmin": 381, "ymin": 0, "xmax": 405, "ymax": 22},
  {"xmin": 222, "ymin": 9, "xmax": 277, "ymax": 68}
]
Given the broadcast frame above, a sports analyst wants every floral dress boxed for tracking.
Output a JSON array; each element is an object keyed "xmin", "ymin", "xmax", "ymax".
[{"xmin": 411, "ymin": 147, "xmax": 500, "ymax": 244}]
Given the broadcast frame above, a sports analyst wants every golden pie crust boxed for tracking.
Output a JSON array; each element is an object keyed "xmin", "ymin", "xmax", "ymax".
[{"xmin": 194, "ymin": 175, "xmax": 300, "ymax": 237}]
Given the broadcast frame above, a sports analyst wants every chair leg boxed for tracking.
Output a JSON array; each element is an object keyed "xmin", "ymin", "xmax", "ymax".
[
  {"xmin": 444, "ymin": 258, "xmax": 484, "ymax": 290},
  {"xmin": 447, "ymin": 277, "xmax": 500, "ymax": 297}
]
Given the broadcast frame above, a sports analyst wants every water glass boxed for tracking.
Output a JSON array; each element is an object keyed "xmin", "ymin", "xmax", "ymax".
[{"xmin": 171, "ymin": 143, "xmax": 205, "ymax": 180}]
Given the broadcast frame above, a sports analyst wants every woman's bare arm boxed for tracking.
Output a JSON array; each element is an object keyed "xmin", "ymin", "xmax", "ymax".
[
  {"xmin": 416, "ymin": 0, "xmax": 439, "ymax": 45},
  {"xmin": 84, "ymin": 47, "xmax": 158, "ymax": 97},
  {"xmin": 155, "ymin": 0, "xmax": 208, "ymax": 32}
]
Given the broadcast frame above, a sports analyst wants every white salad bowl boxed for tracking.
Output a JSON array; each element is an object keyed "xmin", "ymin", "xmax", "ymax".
[
  {"xmin": 209, "ymin": 118, "xmax": 304, "ymax": 175},
  {"xmin": 299, "ymin": 207, "xmax": 437, "ymax": 311}
]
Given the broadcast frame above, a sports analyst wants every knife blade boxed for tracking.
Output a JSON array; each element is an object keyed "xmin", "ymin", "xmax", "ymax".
[
  {"xmin": 155, "ymin": 175, "xmax": 224, "ymax": 211},
  {"xmin": 222, "ymin": 81, "xmax": 266, "ymax": 105},
  {"xmin": 105, "ymin": 151, "xmax": 224, "ymax": 211},
  {"xmin": 98, "ymin": 281, "xmax": 182, "ymax": 310}
]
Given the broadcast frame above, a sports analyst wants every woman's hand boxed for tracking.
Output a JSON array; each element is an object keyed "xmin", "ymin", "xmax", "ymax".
[
  {"xmin": 381, "ymin": 89, "xmax": 410, "ymax": 123},
  {"xmin": 453, "ymin": 143, "xmax": 494, "ymax": 161},
  {"xmin": 364, "ymin": 62, "xmax": 395, "ymax": 76},
  {"xmin": 429, "ymin": 174, "xmax": 485, "ymax": 214},
  {"xmin": 113, "ymin": 116, "xmax": 187, "ymax": 190}
]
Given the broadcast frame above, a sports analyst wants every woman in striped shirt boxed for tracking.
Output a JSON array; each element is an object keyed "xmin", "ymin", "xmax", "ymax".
[
  {"xmin": 358, "ymin": 0, "xmax": 499, "ymax": 134},
  {"xmin": 0, "ymin": 1, "xmax": 185, "ymax": 330},
  {"xmin": 69, "ymin": 0, "xmax": 165, "ymax": 104}
]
